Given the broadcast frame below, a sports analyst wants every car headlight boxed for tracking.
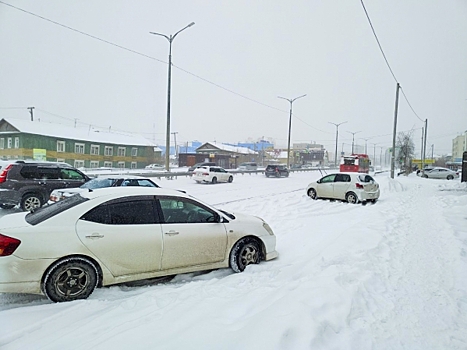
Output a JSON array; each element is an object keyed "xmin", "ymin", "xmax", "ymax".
[{"xmin": 263, "ymin": 222, "xmax": 275, "ymax": 236}]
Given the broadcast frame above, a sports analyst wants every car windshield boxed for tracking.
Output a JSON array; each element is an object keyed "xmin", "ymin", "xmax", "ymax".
[
  {"xmin": 25, "ymin": 194, "xmax": 89, "ymax": 225},
  {"xmin": 81, "ymin": 178, "xmax": 117, "ymax": 189}
]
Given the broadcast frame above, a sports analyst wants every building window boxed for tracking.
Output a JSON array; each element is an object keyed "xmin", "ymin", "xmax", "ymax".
[
  {"xmin": 118, "ymin": 161, "xmax": 125, "ymax": 168},
  {"xmin": 105, "ymin": 146, "xmax": 113, "ymax": 156},
  {"xmin": 14, "ymin": 137, "xmax": 19, "ymax": 149},
  {"xmin": 7, "ymin": 138, "xmax": 12, "ymax": 149},
  {"xmin": 131, "ymin": 162, "xmax": 137, "ymax": 169},
  {"xmin": 0, "ymin": 138, "xmax": 4, "ymax": 149},
  {"xmin": 90, "ymin": 145, "xmax": 100, "ymax": 155},
  {"xmin": 57, "ymin": 141, "xmax": 65, "ymax": 152},
  {"xmin": 131, "ymin": 147, "xmax": 138, "ymax": 157},
  {"xmin": 90, "ymin": 161, "xmax": 99, "ymax": 168},
  {"xmin": 75, "ymin": 143, "xmax": 85, "ymax": 154},
  {"xmin": 104, "ymin": 161, "xmax": 112, "ymax": 168},
  {"xmin": 74, "ymin": 160, "xmax": 85, "ymax": 168},
  {"xmin": 118, "ymin": 147, "xmax": 126, "ymax": 157}
]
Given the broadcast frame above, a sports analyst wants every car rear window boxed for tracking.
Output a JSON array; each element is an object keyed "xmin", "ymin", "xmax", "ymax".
[
  {"xmin": 25, "ymin": 194, "xmax": 89, "ymax": 225},
  {"xmin": 358, "ymin": 175, "xmax": 375, "ymax": 183}
]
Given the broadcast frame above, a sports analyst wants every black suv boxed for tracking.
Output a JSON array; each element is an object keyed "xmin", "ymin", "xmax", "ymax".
[
  {"xmin": 0, "ymin": 161, "xmax": 90, "ymax": 211},
  {"xmin": 265, "ymin": 164, "xmax": 289, "ymax": 177}
]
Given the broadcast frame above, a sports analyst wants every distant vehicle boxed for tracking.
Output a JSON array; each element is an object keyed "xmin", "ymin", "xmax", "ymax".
[
  {"xmin": 265, "ymin": 164, "xmax": 289, "ymax": 178},
  {"xmin": 145, "ymin": 163, "xmax": 164, "ymax": 169},
  {"xmin": 238, "ymin": 162, "xmax": 258, "ymax": 171},
  {"xmin": 49, "ymin": 175, "xmax": 159, "ymax": 203},
  {"xmin": 193, "ymin": 166, "xmax": 234, "ymax": 184},
  {"xmin": 416, "ymin": 166, "xmax": 435, "ymax": 176},
  {"xmin": 290, "ymin": 164, "xmax": 302, "ymax": 169},
  {"xmin": 420, "ymin": 167, "xmax": 459, "ymax": 180},
  {"xmin": 188, "ymin": 162, "xmax": 216, "ymax": 172},
  {"xmin": 0, "ymin": 187, "xmax": 278, "ymax": 302},
  {"xmin": 339, "ymin": 154, "xmax": 370, "ymax": 173},
  {"xmin": 307, "ymin": 172, "xmax": 380, "ymax": 204}
]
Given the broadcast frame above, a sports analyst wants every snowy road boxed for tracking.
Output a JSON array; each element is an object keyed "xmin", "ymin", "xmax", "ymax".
[{"xmin": 1, "ymin": 171, "xmax": 466, "ymax": 349}]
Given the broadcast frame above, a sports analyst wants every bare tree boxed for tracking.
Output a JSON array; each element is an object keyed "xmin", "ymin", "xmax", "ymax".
[{"xmin": 396, "ymin": 130, "xmax": 415, "ymax": 175}]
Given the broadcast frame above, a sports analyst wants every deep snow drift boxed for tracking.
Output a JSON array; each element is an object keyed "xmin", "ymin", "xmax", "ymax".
[{"xmin": 1, "ymin": 170, "xmax": 466, "ymax": 350}]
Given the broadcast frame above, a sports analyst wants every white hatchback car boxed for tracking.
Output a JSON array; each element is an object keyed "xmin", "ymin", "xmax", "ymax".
[
  {"xmin": 193, "ymin": 166, "xmax": 234, "ymax": 184},
  {"xmin": 0, "ymin": 187, "xmax": 278, "ymax": 302},
  {"xmin": 306, "ymin": 172, "xmax": 380, "ymax": 204}
]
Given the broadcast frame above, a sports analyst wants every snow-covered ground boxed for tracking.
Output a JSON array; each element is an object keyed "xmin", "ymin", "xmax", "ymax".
[{"xmin": 1, "ymin": 171, "xmax": 466, "ymax": 350}]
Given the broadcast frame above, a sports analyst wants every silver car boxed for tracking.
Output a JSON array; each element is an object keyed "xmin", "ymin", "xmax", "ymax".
[
  {"xmin": 307, "ymin": 172, "xmax": 380, "ymax": 204},
  {"xmin": 421, "ymin": 167, "xmax": 459, "ymax": 180}
]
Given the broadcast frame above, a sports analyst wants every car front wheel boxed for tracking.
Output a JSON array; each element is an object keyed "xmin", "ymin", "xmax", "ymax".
[
  {"xmin": 43, "ymin": 258, "xmax": 99, "ymax": 303},
  {"xmin": 21, "ymin": 194, "xmax": 42, "ymax": 211},
  {"xmin": 228, "ymin": 176, "xmax": 233, "ymax": 183},
  {"xmin": 230, "ymin": 237, "xmax": 260, "ymax": 273},
  {"xmin": 307, "ymin": 188, "xmax": 317, "ymax": 200},
  {"xmin": 211, "ymin": 177, "xmax": 217, "ymax": 184},
  {"xmin": 346, "ymin": 192, "xmax": 358, "ymax": 204},
  {"xmin": 447, "ymin": 175, "xmax": 454, "ymax": 180}
]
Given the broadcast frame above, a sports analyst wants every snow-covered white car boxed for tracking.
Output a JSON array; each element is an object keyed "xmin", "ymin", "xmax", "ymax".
[
  {"xmin": 420, "ymin": 167, "xmax": 459, "ymax": 180},
  {"xmin": 145, "ymin": 163, "xmax": 164, "ymax": 169},
  {"xmin": 306, "ymin": 172, "xmax": 380, "ymax": 204},
  {"xmin": 193, "ymin": 166, "xmax": 234, "ymax": 184},
  {"xmin": 0, "ymin": 187, "xmax": 278, "ymax": 302},
  {"xmin": 48, "ymin": 175, "xmax": 159, "ymax": 204}
]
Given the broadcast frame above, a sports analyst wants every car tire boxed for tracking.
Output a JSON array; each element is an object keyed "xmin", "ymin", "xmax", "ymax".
[
  {"xmin": 447, "ymin": 175, "xmax": 454, "ymax": 180},
  {"xmin": 0, "ymin": 204, "xmax": 15, "ymax": 209},
  {"xmin": 285, "ymin": 173, "xmax": 289, "ymax": 177},
  {"xmin": 228, "ymin": 176, "xmax": 233, "ymax": 183},
  {"xmin": 21, "ymin": 193, "xmax": 42, "ymax": 211},
  {"xmin": 422, "ymin": 174, "xmax": 428, "ymax": 178},
  {"xmin": 307, "ymin": 188, "xmax": 317, "ymax": 200},
  {"xmin": 229, "ymin": 237, "xmax": 260, "ymax": 273},
  {"xmin": 43, "ymin": 257, "xmax": 99, "ymax": 303},
  {"xmin": 346, "ymin": 192, "xmax": 358, "ymax": 204},
  {"xmin": 211, "ymin": 177, "xmax": 217, "ymax": 184}
]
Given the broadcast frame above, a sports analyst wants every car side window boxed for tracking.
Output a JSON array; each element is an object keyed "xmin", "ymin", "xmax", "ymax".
[
  {"xmin": 137, "ymin": 179, "xmax": 157, "ymax": 187},
  {"xmin": 158, "ymin": 197, "xmax": 217, "ymax": 224},
  {"xmin": 335, "ymin": 174, "xmax": 351, "ymax": 182},
  {"xmin": 80, "ymin": 198, "xmax": 158, "ymax": 225},
  {"xmin": 61, "ymin": 169, "xmax": 86, "ymax": 180},
  {"xmin": 320, "ymin": 174, "xmax": 336, "ymax": 183},
  {"xmin": 38, "ymin": 167, "xmax": 61, "ymax": 179}
]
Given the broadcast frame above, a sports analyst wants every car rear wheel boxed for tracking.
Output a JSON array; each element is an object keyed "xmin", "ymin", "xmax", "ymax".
[
  {"xmin": 228, "ymin": 176, "xmax": 233, "ymax": 183},
  {"xmin": 346, "ymin": 192, "xmax": 358, "ymax": 204},
  {"xmin": 211, "ymin": 177, "xmax": 217, "ymax": 184},
  {"xmin": 43, "ymin": 258, "xmax": 98, "ymax": 303},
  {"xmin": 307, "ymin": 188, "xmax": 317, "ymax": 200},
  {"xmin": 230, "ymin": 237, "xmax": 260, "ymax": 273},
  {"xmin": 21, "ymin": 194, "xmax": 42, "ymax": 211},
  {"xmin": 447, "ymin": 175, "xmax": 454, "ymax": 180},
  {"xmin": 422, "ymin": 174, "xmax": 428, "ymax": 178}
]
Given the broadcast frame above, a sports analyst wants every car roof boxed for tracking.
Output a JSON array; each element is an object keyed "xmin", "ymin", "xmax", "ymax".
[{"xmin": 79, "ymin": 186, "xmax": 185, "ymax": 200}]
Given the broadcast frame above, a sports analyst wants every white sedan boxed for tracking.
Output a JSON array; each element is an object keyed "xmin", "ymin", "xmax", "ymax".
[
  {"xmin": 420, "ymin": 167, "xmax": 459, "ymax": 180},
  {"xmin": 193, "ymin": 166, "xmax": 234, "ymax": 184},
  {"xmin": 0, "ymin": 187, "xmax": 278, "ymax": 302},
  {"xmin": 306, "ymin": 172, "xmax": 380, "ymax": 204}
]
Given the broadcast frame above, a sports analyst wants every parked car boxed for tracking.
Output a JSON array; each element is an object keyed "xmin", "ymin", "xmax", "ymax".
[
  {"xmin": 0, "ymin": 161, "xmax": 90, "ymax": 211},
  {"xmin": 0, "ymin": 187, "xmax": 278, "ymax": 302},
  {"xmin": 416, "ymin": 166, "xmax": 435, "ymax": 176},
  {"xmin": 420, "ymin": 167, "xmax": 459, "ymax": 180},
  {"xmin": 49, "ymin": 175, "xmax": 159, "ymax": 204},
  {"xmin": 265, "ymin": 164, "xmax": 289, "ymax": 177},
  {"xmin": 290, "ymin": 164, "xmax": 302, "ymax": 169},
  {"xmin": 145, "ymin": 163, "xmax": 164, "ymax": 169},
  {"xmin": 238, "ymin": 162, "xmax": 258, "ymax": 171},
  {"xmin": 188, "ymin": 162, "xmax": 216, "ymax": 172},
  {"xmin": 193, "ymin": 166, "xmax": 234, "ymax": 184},
  {"xmin": 306, "ymin": 172, "xmax": 380, "ymax": 204}
]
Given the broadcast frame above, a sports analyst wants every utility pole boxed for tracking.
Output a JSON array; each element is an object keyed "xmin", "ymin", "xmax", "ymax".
[
  {"xmin": 362, "ymin": 137, "xmax": 371, "ymax": 154},
  {"xmin": 328, "ymin": 121, "xmax": 347, "ymax": 168},
  {"xmin": 27, "ymin": 107, "xmax": 35, "ymax": 121},
  {"xmin": 347, "ymin": 131, "xmax": 361, "ymax": 154},
  {"xmin": 421, "ymin": 119, "xmax": 428, "ymax": 176},
  {"xmin": 431, "ymin": 144, "xmax": 434, "ymax": 162},
  {"xmin": 390, "ymin": 83, "xmax": 400, "ymax": 179},
  {"xmin": 171, "ymin": 132, "xmax": 178, "ymax": 161}
]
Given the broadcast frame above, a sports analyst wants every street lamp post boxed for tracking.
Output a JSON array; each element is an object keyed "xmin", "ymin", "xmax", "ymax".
[
  {"xmin": 277, "ymin": 94, "xmax": 306, "ymax": 168},
  {"xmin": 150, "ymin": 22, "xmax": 195, "ymax": 172},
  {"xmin": 328, "ymin": 121, "xmax": 347, "ymax": 168},
  {"xmin": 347, "ymin": 131, "xmax": 361, "ymax": 154}
]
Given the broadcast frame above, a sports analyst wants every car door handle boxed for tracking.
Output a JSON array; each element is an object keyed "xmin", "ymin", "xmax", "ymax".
[
  {"xmin": 165, "ymin": 230, "xmax": 179, "ymax": 236},
  {"xmin": 85, "ymin": 233, "xmax": 105, "ymax": 239}
]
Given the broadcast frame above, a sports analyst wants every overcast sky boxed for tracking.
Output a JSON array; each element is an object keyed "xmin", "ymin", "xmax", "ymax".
[{"xmin": 1, "ymin": 1, "xmax": 466, "ymax": 155}]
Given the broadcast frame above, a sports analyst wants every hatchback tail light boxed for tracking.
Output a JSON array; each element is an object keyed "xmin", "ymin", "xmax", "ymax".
[
  {"xmin": 0, "ymin": 164, "xmax": 13, "ymax": 184},
  {"xmin": 355, "ymin": 183, "xmax": 364, "ymax": 189},
  {"xmin": 0, "ymin": 234, "xmax": 21, "ymax": 256}
]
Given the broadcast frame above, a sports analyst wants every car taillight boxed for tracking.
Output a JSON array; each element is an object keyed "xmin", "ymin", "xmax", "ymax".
[
  {"xmin": 355, "ymin": 183, "xmax": 364, "ymax": 189},
  {"xmin": 0, "ymin": 234, "xmax": 21, "ymax": 256},
  {"xmin": 0, "ymin": 164, "xmax": 13, "ymax": 184}
]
